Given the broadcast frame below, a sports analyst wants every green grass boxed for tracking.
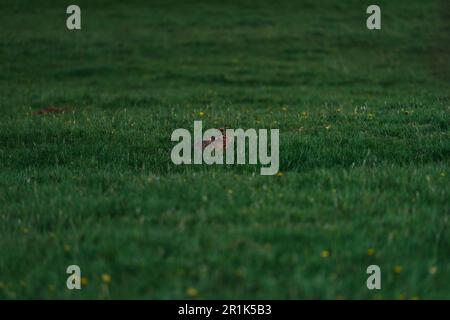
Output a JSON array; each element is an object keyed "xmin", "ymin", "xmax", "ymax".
[{"xmin": 0, "ymin": 0, "xmax": 449, "ymax": 299}]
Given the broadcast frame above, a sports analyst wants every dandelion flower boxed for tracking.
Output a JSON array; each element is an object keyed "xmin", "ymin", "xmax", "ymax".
[
  {"xmin": 101, "ymin": 274, "xmax": 111, "ymax": 284},
  {"xmin": 186, "ymin": 287, "xmax": 198, "ymax": 297},
  {"xmin": 321, "ymin": 250, "xmax": 331, "ymax": 258},
  {"xmin": 367, "ymin": 248, "xmax": 376, "ymax": 256},
  {"xmin": 393, "ymin": 265, "xmax": 403, "ymax": 274},
  {"xmin": 81, "ymin": 277, "xmax": 89, "ymax": 286},
  {"xmin": 199, "ymin": 112, "xmax": 205, "ymax": 117}
]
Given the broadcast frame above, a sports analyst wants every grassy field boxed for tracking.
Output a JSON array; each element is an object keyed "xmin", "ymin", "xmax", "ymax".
[{"xmin": 0, "ymin": 0, "xmax": 449, "ymax": 299}]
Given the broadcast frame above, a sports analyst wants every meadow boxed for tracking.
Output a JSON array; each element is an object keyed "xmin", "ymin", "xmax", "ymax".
[{"xmin": 0, "ymin": 0, "xmax": 449, "ymax": 299}]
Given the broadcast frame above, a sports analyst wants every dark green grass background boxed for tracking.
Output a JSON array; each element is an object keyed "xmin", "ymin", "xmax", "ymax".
[{"xmin": 0, "ymin": 0, "xmax": 449, "ymax": 299}]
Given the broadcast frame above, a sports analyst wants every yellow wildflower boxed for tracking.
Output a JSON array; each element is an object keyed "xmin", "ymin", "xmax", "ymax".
[
  {"xmin": 321, "ymin": 250, "xmax": 331, "ymax": 258},
  {"xmin": 186, "ymin": 287, "xmax": 198, "ymax": 297},
  {"xmin": 101, "ymin": 274, "xmax": 111, "ymax": 284},
  {"xmin": 393, "ymin": 265, "xmax": 403, "ymax": 274},
  {"xmin": 81, "ymin": 277, "xmax": 89, "ymax": 286}
]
